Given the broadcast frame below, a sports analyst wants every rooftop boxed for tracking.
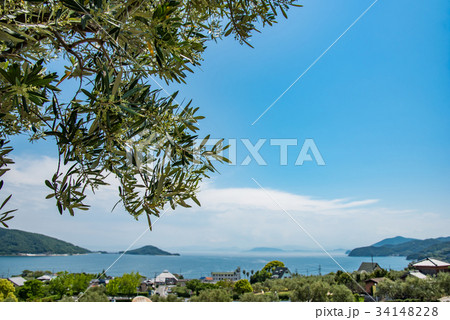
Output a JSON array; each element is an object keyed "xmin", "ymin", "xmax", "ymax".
[
  {"xmin": 8, "ymin": 276, "xmax": 27, "ymax": 286},
  {"xmin": 413, "ymin": 258, "xmax": 450, "ymax": 268}
]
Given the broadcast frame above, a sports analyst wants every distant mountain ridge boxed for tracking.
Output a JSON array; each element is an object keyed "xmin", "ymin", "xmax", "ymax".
[
  {"xmin": 0, "ymin": 228, "xmax": 91, "ymax": 255},
  {"xmin": 123, "ymin": 245, "xmax": 179, "ymax": 256},
  {"xmin": 348, "ymin": 236, "xmax": 450, "ymax": 261},
  {"xmin": 372, "ymin": 236, "xmax": 418, "ymax": 247}
]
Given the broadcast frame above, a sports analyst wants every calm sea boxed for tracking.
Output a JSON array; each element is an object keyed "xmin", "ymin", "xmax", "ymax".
[{"xmin": 0, "ymin": 252, "xmax": 409, "ymax": 279}]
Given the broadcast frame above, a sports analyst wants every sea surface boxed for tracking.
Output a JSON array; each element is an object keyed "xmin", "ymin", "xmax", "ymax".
[{"xmin": 0, "ymin": 252, "xmax": 410, "ymax": 279}]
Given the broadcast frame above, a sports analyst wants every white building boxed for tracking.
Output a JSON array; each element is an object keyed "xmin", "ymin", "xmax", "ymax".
[
  {"xmin": 155, "ymin": 270, "xmax": 178, "ymax": 285},
  {"xmin": 211, "ymin": 267, "xmax": 241, "ymax": 282}
]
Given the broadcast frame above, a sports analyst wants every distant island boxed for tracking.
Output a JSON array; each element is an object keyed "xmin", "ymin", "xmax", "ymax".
[
  {"xmin": 348, "ymin": 236, "xmax": 450, "ymax": 261},
  {"xmin": 0, "ymin": 228, "xmax": 91, "ymax": 256},
  {"xmin": 247, "ymin": 247, "xmax": 284, "ymax": 252},
  {"xmin": 122, "ymin": 245, "xmax": 180, "ymax": 256}
]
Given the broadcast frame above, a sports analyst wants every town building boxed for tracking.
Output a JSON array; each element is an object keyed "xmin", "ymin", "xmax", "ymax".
[
  {"xmin": 412, "ymin": 258, "xmax": 450, "ymax": 275},
  {"xmin": 357, "ymin": 262, "xmax": 382, "ymax": 273},
  {"xmin": 199, "ymin": 276, "xmax": 214, "ymax": 283},
  {"xmin": 37, "ymin": 275, "xmax": 56, "ymax": 282},
  {"xmin": 365, "ymin": 277, "xmax": 386, "ymax": 296},
  {"xmin": 271, "ymin": 267, "xmax": 292, "ymax": 279},
  {"xmin": 7, "ymin": 276, "xmax": 27, "ymax": 287},
  {"xmin": 400, "ymin": 270, "xmax": 428, "ymax": 280},
  {"xmin": 211, "ymin": 267, "xmax": 241, "ymax": 282},
  {"xmin": 155, "ymin": 270, "xmax": 178, "ymax": 285}
]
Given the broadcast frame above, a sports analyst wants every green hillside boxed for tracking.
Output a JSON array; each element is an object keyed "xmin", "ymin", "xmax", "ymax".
[
  {"xmin": 372, "ymin": 236, "xmax": 417, "ymax": 247},
  {"xmin": 0, "ymin": 228, "xmax": 91, "ymax": 255},
  {"xmin": 349, "ymin": 236, "xmax": 450, "ymax": 261},
  {"xmin": 123, "ymin": 245, "xmax": 179, "ymax": 256}
]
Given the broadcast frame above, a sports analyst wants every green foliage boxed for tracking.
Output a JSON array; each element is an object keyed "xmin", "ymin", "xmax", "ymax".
[
  {"xmin": 49, "ymin": 272, "xmax": 94, "ymax": 298},
  {"xmin": 171, "ymin": 286, "xmax": 190, "ymax": 298},
  {"xmin": 369, "ymin": 268, "xmax": 388, "ymax": 278},
  {"xmin": 0, "ymin": 0, "xmax": 299, "ymax": 226},
  {"xmin": 150, "ymin": 294, "xmax": 182, "ymax": 302},
  {"xmin": 375, "ymin": 277, "xmax": 441, "ymax": 302},
  {"xmin": 385, "ymin": 270, "xmax": 406, "ymax": 281},
  {"xmin": 77, "ymin": 286, "xmax": 109, "ymax": 302},
  {"xmin": 16, "ymin": 279, "xmax": 46, "ymax": 301},
  {"xmin": 328, "ymin": 284, "xmax": 355, "ymax": 302},
  {"xmin": 436, "ymin": 272, "xmax": 450, "ymax": 295},
  {"xmin": 262, "ymin": 260, "xmax": 285, "ymax": 273},
  {"xmin": 190, "ymin": 289, "xmax": 232, "ymax": 302},
  {"xmin": 215, "ymin": 280, "xmax": 234, "ymax": 289},
  {"xmin": 240, "ymin": 292, "xmax": 279, "ymax": 302},
  {"xmin": 0, "ymin": 139, "xmax": 15, "ymax": 227},
  {"xmin": 1, "ymin": 292, "xmax": 18, "ymax": 302},
  {"xmin": 0, "ymin": 228, "xmax": 90, "ymax": 255},
  {"xmin": 334, "ymin": 270, "xmax": 353, "ymax": 286},
  {"xmin": 106, "ymin": 272, "xmax": 142, "ymax": 295},
  {"xmin": 250, "ymin": 260, "xmax": 286, "ymax": 284},
  {"xmin": 233, "ymin": 279, "xmax": 252, "ymax": 295},
  {"xmin": 349, "ymin": 238, "xmax": 450, "ymax": 261},
  {"xmin": 59, "ymin": 295, "xmax": 75, "ymax": 302},
  {"xmin": 251, "ymin": 282, "xmax": 269, "ymax": 293},
  {"xmin": 21, "ymin": 270, "xmax": 51, "ymax": 278},
  {"xmin": 250, "ymin": 269, "xmax": 272, "ymax": 284},
  {"xmin": 277, "ymin": 292, "xmax": 291, "ymax": 301},
  {"xmin": 185, "ymin": 279, "xmax": 216, "ymax": 295},
  {"xmin": 291, "ymin": 280, "xmax": 330, "ymax": 302},
  {"xmin": 0, "ymin": 278, "xmax": 15, "ymax": 301}
]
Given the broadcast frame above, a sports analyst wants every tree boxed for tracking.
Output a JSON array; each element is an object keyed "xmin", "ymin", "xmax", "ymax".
[
  {"xmin": 233, "ymin": 279, "xmax": 253, "ymax": 295},
  {"xmin": 190, "ymin": 289, "xmax": 232, "ymax": 302},
  {"xmin": 1, "ymin": 292, "xmax": 18, "ymax": 302},
  {"xmin": 106, "ymin": 272, "xmax": 142, "ymax": 295},
  {"xmin": 329, "ymin": 284, "xmax": 354, "ymax": 302},
  {"xmin": 0, "ymin": 0, "xmax": 300, "ymax": 226},
  {"xmin": 16, "ymin": 279, "xmax": 46, "ymax": 301},
  {"xmin": 436, "ymin": 272, "xmax": 450, "ymax": 296},
  {"xmin": 250, "ymin": 260, "xmax": 286, "ymax": 284},
  {"xmin": 262, "ymin": 260, "xmax": 285, "ymax": 273},
  {"xmin": 334, "ymin": 270, "xmax": 354, "ymax": 289},
  {"xmin": 375, "ymin": 277, "xmax": 441, "ymax": 302},
  {"xmin": 290, "ymin": 281, "xmax": 330, "ymax": 302},
  {"xmin": 49, "ymin": 272, "xmax": 74, "ymax": 298},
  {"xmin": 0, "ymin": 278, "xmax": 15, "ymax": 301},
  {"xmin": 77, "ymin": 286, "xmax": 109, "ymax": 302},
  {"xmin": 250, "ymin": 269, "xmax": 272, "ymax": 284},
  {"xmin": 240, "ymin": 292, "xmax": 278, "ymax": 302}
]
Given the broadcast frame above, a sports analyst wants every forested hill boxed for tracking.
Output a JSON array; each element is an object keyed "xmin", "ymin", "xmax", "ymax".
[
  {"xmin": 348, "ymin": 236, "xmax": 450, "ymax": 261},
  {"xmin": 0, "ymin": 228, "xmax": 91, "ymax": 255},
  {"xmin": 371, "ymin": 236, "xmax": 418, "ymax": 247},
  {"xmin": 123, "ymin": 245, "xmax": 179, "ymax": 256}
]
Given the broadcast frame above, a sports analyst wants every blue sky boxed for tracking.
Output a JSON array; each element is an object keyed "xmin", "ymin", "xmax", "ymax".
[{"xmin": 4, "ymin": 0, "xmax": 450, "ymax": 252}]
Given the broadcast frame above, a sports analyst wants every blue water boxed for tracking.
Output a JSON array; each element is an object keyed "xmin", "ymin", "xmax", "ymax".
[{"xmin": 0, "ymin": 252, "xmax": 409, "ymax": 279}]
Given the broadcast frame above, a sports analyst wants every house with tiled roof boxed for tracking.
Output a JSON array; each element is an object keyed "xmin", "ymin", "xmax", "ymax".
[
  {"xmin": 365, "ymin": 277, "xmax": 386, "ymax": 296},
  {"xmin": 271, "ymin": 267, "xmax": 292, "ymax": 279},
  {"xmin": 357, "ymin": 262, "xmax": 382, "ymax": 273},
  {"xmin": 412, "ymin": 258, "xmax": 450, "ymax": 275}
]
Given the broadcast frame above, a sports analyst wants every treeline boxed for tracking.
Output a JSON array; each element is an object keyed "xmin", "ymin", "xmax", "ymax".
[{"xmin": 2, "ymin": 262, "xmax": 450, "ymax": 302}]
